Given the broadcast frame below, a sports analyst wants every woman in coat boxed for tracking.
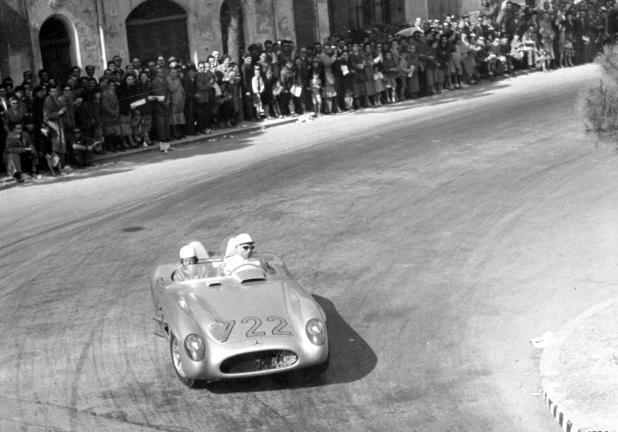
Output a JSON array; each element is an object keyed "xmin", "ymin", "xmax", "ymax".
[
  {"xmin": 362, "ymin": 43, "xmax": 377, "ymax": 107},
  {"xmin": 116, "ymin": 73, "xmax": 141, "ymax": 148},
  {"xmin": 43, "ymin": 86, "xmax": 68, "ymax": 165},
  {"xmin": 151, "ymin": 67, "xmax": 171, "ymax": 147},
  {"xmin": 99, "ymin": 78, "xmax": 122, "ymax": 153},
  {"xmin": 136, "ymin": 71, "xmax": 154, "ymax": 145},
  {"xmin": 166, "ymin": 67, "xmax": 186, "ymax": 140}
]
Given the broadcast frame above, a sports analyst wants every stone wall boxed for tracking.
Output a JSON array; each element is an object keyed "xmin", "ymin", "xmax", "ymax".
[
  {"xmin": 428, "ymin": 0, "xmax": 462, "ymax": 18},
  {"xmin": 461, "ymin": 0, "xmax": 480, "ymax": 15},
  {"xmin": 29, "ymin": 0, "xmax": 103, "ymax": 71},
  {"xmin": 0, "ymin": 0, "xmax": 324, "ymax": 82},
  {"xmin": 0, "ymin": 0, "xmax": 33, "ymax": 80},
  {"xmin": 404, "ymin": 0, "xmax": 428, "ymax": 23}
]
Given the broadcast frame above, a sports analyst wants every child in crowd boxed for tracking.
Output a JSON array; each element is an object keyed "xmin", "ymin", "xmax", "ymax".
[
  {"xmin": 310, "ymin": 70, "xmax": 322, "ymax": 116},
  {"xmin": 71, "ymin": 128, "xmax": 102, "ymax": 168},
  {"xmin": 40, "ymin": 123, "xmax": 62, "ymax": 175},
  {"xmin": 499, "ymin": 37, "xmax": 513, "ymax": 74},
  {"xmin": 131, "ymin": 109, "xmax": 150, "ymax": 147},
  {"xmin": 382, "ymin": 51, "xmax": 398, "ymax": 102},
  {"xmin": 510, "ymin": 34, "xmax": 530, "ymax": 71},
  {"xmin": 262, "ymin": 69, "xmax": 275, "ymax": 119},
  {"xmin": 535, "ymin": 47, "xmax": 550, "ymax": 71},
  {"xmin": 217, "ymin": 78, "xmax": 238, "ymax": 127},
  {"xmin": 272, "ymin": 78, "xmax": 283, "ymax": 118},
  {"xmin": 250, "ymin": 66, "xmax": 266, "ymax": 120},
  {"xmin": 564, "ymin": 37, "xmax": 575, "ymax": 67}
]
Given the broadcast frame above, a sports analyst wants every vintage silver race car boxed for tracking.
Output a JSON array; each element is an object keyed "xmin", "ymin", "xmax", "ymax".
[{"xmin": 150, "ymin": 240, "xmax": 329, "ymax": 387}]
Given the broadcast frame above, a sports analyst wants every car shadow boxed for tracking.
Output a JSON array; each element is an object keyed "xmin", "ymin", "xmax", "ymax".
[{"xmin": 203, "ymin": 294, "xmax": 377, "ymax": 393}]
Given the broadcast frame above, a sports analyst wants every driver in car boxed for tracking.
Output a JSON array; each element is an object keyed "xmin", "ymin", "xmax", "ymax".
[
  {"xmin": 173, "ymin": 244, "xmax": 208, "ymax": 281},
  {"xmin": 223, "ymin": 233, "xmax": 262, "ymax": 275}
]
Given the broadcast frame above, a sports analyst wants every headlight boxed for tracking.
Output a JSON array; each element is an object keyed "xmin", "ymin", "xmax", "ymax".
[
  {"xmin": 305, "ymin": 319, "xmax": 326, "ymax": 346},
  {"xmin": 184, "ymin": 334, "xmax": 205, "ymax": 361}
]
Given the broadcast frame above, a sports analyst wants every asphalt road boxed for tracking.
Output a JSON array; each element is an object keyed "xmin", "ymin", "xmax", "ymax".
[{"xmin": 2, "ymin": 64, "xmax": 617, "ymax": 432}]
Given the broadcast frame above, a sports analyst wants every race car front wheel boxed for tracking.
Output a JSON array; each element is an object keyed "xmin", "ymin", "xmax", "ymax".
[{"xmin": 170, "ymin": 334, "xmax": 197, "ymax": 388}]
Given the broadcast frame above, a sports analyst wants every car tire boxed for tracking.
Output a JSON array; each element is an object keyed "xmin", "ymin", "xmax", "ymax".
[{"xmin": 170, "ymin": 334, "xmax": 197, "ymax": 388}]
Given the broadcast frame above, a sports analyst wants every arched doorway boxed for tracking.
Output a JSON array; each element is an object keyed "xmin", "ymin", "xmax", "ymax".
[
  {"xmin": 39, "ymin": 16, "xmax": 73, "ymax": 83},
  {"xmin": 220, "ymin": 0, "xmax": 244, "ymax": 62},
  {"xmin": 126, "ymin": 0, "xmax": 189, "ymax": 64}
]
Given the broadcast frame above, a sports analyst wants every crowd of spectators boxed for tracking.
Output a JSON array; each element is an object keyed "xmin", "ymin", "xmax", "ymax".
[{"xmin": 1, "ymin": 0, "xmax": 617, "ymax": 182}]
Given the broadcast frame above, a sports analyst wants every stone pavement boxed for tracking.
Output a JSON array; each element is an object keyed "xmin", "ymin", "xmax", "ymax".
[
  {"xmin": 2, "ymin": 79, "xmax": 617, "ymax": 431},
  {"xmin": 539, "ymin": 296, "xmax": 618, "ymax": 432}
]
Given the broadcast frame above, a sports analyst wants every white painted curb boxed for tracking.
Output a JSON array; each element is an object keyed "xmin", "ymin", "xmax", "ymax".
[{"xmin": 539, "ymin": 297, "xmax": 618, "ymax": 432}]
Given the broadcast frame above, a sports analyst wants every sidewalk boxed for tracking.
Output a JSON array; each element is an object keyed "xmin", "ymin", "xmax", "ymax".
[
  {"xmin": 1, "ymin": 68, "xmax": 538, "ymax": 191},
  {"xmin": 539, "ymin": 297, "xmax": 618, "ymax": 432},
  {"xmin": 0, "ymin": 115, "xmax": 299, "ymax": 190},
  {"xmin": 91, "ymin": 115, "xmax": 300, "ymax": 163}
]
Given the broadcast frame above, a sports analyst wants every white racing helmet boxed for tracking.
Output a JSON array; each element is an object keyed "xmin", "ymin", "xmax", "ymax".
[
  {"xmin": 235, "ymin": 233, "xmax": 254, "ymax": 247},
  {"xmin": 179, "ymin": 245, "xmax": 197, "ymax": 263}
]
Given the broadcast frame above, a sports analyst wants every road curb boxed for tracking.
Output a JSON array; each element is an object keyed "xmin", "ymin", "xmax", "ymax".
[
  {"xmin": 543, "ymin": 391, "xmax": 582, "ymax": 432},
  {"xmin": 0, "ymin": 116, "xmax": 298, "ymax": 191},
  {"xmin": 539, "ymin": 296, "xmax": 618, "ymax": 432},
  {"xmin": 91, "ymin": 116, "xmax": 299, "ymax": 163}
]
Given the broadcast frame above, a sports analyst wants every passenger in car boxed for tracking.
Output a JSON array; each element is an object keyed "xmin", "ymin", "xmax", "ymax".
[
  {"xmin": 173, "ymin": 244, "xmax": 208, "ymax": 281},
  {"xmin": 223, "ymin": 233, "xmax": 262, "ymax": 275}
]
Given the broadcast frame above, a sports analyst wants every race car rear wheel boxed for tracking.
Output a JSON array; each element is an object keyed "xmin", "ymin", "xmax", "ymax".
[{"xmin": 170, "ymin": 334, "xmax": 197, "ymax": 388}]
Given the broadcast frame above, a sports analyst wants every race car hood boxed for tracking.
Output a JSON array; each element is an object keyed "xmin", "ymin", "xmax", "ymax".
[
  {"xmin": 192, "ymin": 280, "xmax": 289, "ymax": 319},
  {"xmin": 174, "ymin": 278, "xmax": 309, "ymax": 342}
]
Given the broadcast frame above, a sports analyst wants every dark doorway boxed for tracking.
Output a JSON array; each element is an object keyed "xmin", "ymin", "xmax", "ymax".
[
  {"xmin": 126, "ymin": 0, "xmax": 189, "ymax": 64},
  {"xmin": 293, "ymin": 0, "xmax": 317, "ymax": 48},
  {"xmin": 428, "ymin": 0, "xmax": 460, "ymax": 19},
  {"xmin": 220, "ymin": 0, "xmax": 245, "ymax": 61},
  {"xmin": 39, "ymin": 16, "xmax": 72, "ymax": 83}
]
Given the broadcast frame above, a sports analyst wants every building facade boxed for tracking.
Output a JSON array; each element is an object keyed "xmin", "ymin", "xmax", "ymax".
[
  {"xmin": 0, "ymin": 0, "xmax": 331, "ymax": 82},
  {"xmin": 328, "ymin": 0, "xmax": 480, "ymax": 37},
  {"xmin": 0, "ymin": 0, "xmax": 481, "ymax": 83}
]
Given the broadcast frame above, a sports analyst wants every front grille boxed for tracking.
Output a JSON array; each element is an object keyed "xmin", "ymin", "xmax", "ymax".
[{"xmin": 220, "ymin": 350, "xmax": 298, "ymax": 374}]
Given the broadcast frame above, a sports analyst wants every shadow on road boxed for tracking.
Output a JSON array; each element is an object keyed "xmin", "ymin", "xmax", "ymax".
[
  {"xmin": 107, "ymin": 134, "xmax": 255, "ymax": 165},
  {"xmin": 344, "ymin": 79, "xmax": 512, "ymax": 115},
  {"xmin": 204, "ymin": 294, "xmax": 377, "ymax": 393},
  {"xmin": 1, "ymin": 134, "xmax": 258, "ymax": 191},
  {"xmin": 2, "ymin": 75, "xmax": 520, "ymax": 192}
]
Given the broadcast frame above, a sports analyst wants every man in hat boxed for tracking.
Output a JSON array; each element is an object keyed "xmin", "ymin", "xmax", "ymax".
[{"xmin": 3, "ymin": 121, "xmax": 38, "ymax": 181}]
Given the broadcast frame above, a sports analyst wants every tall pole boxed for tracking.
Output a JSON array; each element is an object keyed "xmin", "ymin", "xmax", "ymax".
[
  {"xmin": 21, "ymin": 0, "xmax": 39, "ymax": 78},
  {"xmin": 271, "ymin": 0, "xmax": 278, "ymax": 41},
  {"xmin": 95, "ymin": 0, "xmax": 107, "ymax": 70},
  {"xmin": 313, "ymin": 0, "xmax": 319, "ymax": 42},
  {"xmin": 0, "ymin": 0, "xmax": 4, "ymax": 80}
]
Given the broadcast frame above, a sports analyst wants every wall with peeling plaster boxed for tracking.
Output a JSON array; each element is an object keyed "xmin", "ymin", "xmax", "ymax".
[
  {"xmin": 1, "ymin": 0, "xmax": 466, "ymax": 83},
  {"xmin": 0, "ymin": 0, "xmax": 33, "ymax": 79},
  {"xmin": 0, "ymin": 0, "xmax": 300, "ymax": 82},
  {"xmin": 327, "ymin": 0, "xmax": 465, "ymax": 37}
]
